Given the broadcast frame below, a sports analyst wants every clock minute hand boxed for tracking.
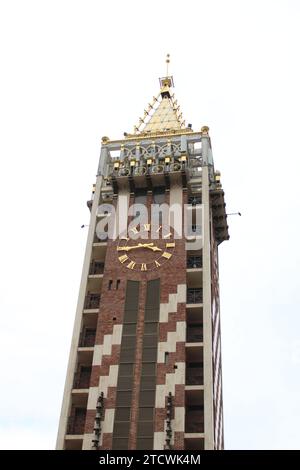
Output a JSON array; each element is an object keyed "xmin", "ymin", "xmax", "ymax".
[
  {"xmin": 117, "ymin": 245, "xmax": 141, "ymax": 252},
  {"xmin": 117, "ymin": 243, "xmax": 153, "ymax": 252},
  {"xmin": 117, "ymin": 243, "xmax": 162, "ymax": 252}
]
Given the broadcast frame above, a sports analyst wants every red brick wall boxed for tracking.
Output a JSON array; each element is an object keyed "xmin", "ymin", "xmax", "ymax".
[{"xmin": 84, "ymin": 188, "xmax": 188, "ymax": 450}]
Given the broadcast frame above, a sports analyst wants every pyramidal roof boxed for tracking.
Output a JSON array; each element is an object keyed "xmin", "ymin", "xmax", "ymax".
[{"xmin": 133, "ymin": 76, "xmax": 187, "ymax": 136}]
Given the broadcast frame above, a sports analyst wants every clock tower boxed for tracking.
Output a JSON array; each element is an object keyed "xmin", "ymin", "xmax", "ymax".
[{"xmin": 56, "ymin": 66, "xmax": 229, "ymax": 450}]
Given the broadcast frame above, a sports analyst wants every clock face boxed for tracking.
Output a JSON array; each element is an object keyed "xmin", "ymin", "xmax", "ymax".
[{"xmin": 117, "ymin": 224, "xmax": 175, "ymax": 271}]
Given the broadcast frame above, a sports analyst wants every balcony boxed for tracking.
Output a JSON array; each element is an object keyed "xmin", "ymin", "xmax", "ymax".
[
  {"xmin": 187, "ymin": 288, "xmax": 203, "ymax": 304},
  {"xmin": 84, "ymin": 293, "xmax": 101, "ymax": 310},
  {"xmin": 64, "ymin": 438, "xmax": 83, "ymax": 450},
  {"xmin": 185, "ymin": 408, "xmax": 204, "ymax": 433},
  {"xmin": 187, "ymin": 324, "xmax": 203, "ymax": 343},
  {"xmin": 187, "ymin": 259, "xmax": 203, "ymax": 288},
  {"xmin": 67, "ymin": 408, "xmax": 86, "ymax": 435},
  {"xmin": 186, "ymin": 364, "xmax": 203, "ymax": 386},
  {"xmin": 106, "ymin": 141, "xmax": 203, "ymax": 192},
  {"xmin": 77, "ymin": 347, "xmax": 94, "ymax": 365},
  {"xmin": 89, "ymin": 261, "xmax": 104, "ymax": 275},
  {"xmin": 187, "ymin": 256, "xmax": 202, "ymax": 269},
  {"xmin": 73, "ymin": 366, "xmax": 92, "ymax": 389},
  {"xmin": 184, "ymin": 437, "xmax": 204, "ymax": 450},
  {"xmin": 79, "ymin": 328, "xmax": 96, "ymax": 347}
]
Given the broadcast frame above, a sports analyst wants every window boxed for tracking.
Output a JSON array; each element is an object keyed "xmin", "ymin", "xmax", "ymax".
[
  {"xmin": 142, "ymin": 347, "xmax": 157, "ymax": 362},
  {"xmin": 112, "ymin": 281, "xmax": 140, "ymax": 451},
  {"xmin": 164, "ymin": 352, "xmax": 169, "ymax": 365},
  {"xmin": 141, "ymin": 363, "xmax": 156, "ymax": 376},
  {"xmin": 112, "ymin": 438, "xmax": 128, "ymax": 450},
  {"xmin": 119, "ymin": 364, "xmax": 134, "ymax": 376},
  {"xmin": 117, "ymin": 376, "xmax": 133, "ymax": 390},
  {"xmin": 122, "ymin": 324, "xmax": 136, "ymax": 335},
  {"xmin": 139, "ymin": 391, "xmax": 156, "ymax": 407},
  {"xmin": 120, "ymin": 336, "xmax": 136, "ymax": 349},
  {"xmin": 137, "ymin": 421, "xmax": 154, "ymax": 437},
  {"xmin": 116, "ymin": 391, "xmax": 132, "ymax": 407},
  {"xmin": 144, "ymin": 323, "xmax": 157, "ymax": 334},
  {"xmin": 108, "ymin": 280, "xmax": 113, "ymax": 290},
  {"xmin": 116, "ymin": 279, "xmax": 120, "ymax": 290},
  {"xmin": 120, "ymin": 348, "xmax": 135, "ymax": 362},
  {"xmin": 123, "ymin": 281, "xmax": 140, "ymax": 323},
  {"xmin": 139, "ymin": 407, "xmax": 154, "ymax": 421},
  {"xmin": 115, "ymin": 407, "xmax": 131, "ymax": 421},
  {"xmin": 140, "ymin": 375, "xmax": 156, "ymax": 390},
  {"xmin": 143, "ymin": 335, "xmax": 157, "ymax": 348},
  {"xmin": 113, "ymin": 421, "xmax": 131, "ymax": 437},
  {"xmin": 136, "ymin": 438, "xmax": 153, "ymax": 450},
  {"xmin": 144, "ymin": 308, "xmax": 159, "ymax": 322}
]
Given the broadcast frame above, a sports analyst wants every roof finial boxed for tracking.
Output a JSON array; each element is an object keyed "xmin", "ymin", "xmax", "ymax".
[{"xmin": 166, "ymin": 53, "xmax": 170, "ymax": 77}]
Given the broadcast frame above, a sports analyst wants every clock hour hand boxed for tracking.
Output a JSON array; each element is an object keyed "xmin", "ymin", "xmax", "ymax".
[{"xmin": 142, "ymin": 243, "xmax": 162, "ymax": 252}]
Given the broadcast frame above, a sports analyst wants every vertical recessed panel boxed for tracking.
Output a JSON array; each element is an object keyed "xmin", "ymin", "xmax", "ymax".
[{"xmin": 112, "ymin": 280, "xmax": 140, "ymax": 449}]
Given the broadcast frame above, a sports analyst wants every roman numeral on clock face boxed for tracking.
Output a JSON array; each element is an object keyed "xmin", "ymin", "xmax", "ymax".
[
  {"xmin": 162, "ymin": 251, "xmax": 172, "ymax": 259},
  {"xmin": 166, "ymin": 242, "xmax": 175, "ymax": 248},
  {"xmin": 141, "ymin": 263, "xmax": 147, "ymax": 271},
  {"xmin": 130, "ymin": 227, "xmax": 139, "ymax": 235},
  {"xmin": 127, "ymin": 261, "xmax": 136, "ymax": 270},
  {"xmin": 118, "ymin": 254, "xmax": 129, "ymax": 263}
]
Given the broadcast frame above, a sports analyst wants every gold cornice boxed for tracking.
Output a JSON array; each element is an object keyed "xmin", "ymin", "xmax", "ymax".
[{"xmin": 105, "ymin": 128, "xmax": 200, "ymax": 145}]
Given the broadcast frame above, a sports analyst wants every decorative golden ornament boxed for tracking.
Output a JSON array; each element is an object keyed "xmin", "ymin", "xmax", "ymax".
[{"xmin": 201, "ymin": 126, "xmax": 210, "ymax": 135}]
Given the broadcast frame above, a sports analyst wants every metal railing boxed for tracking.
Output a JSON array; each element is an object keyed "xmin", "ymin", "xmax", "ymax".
[
  {"xmin": 186, "ymin": 326, "xmax": 203, "ymax": 343},
  {"xmin": 84, "ymin": 293, "xmax": 101, "ymax": 310},
  {"xmin": 187, "ymin": 288, "xmax": 203, "ymax": 304},
  {"xmin": 89, "ymin": 261, "xmax": 104, "ymax": 275},
  {"xmin": 185, "ymin": 414, "xmax": 204, "ymax": 433},
  {"xmin": 67, "ymin": 411, "xmax": 86, "ymax": 435},
  {"xmin": 73, "ymin": 367, "xmax": 92, "ymax": 389},
  {"xmin": 109, "ymin": 161, "xmax": 188, "ymax": 178},
  {"xmin": 187, "ymin": 256, "xmax": 202, "ymax": 269},
  {"xmin": 186, "ymin": 369, "xmax": 204, "ymax": 386},
  {"xmin": 79, "ymin": 328, "xmax": 96, "ymax": 347}
]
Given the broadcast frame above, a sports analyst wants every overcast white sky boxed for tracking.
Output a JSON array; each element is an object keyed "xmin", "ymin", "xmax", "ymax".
[{"xmin": 1, "ymin": 0, "xmax": 300, "ymax": 450}]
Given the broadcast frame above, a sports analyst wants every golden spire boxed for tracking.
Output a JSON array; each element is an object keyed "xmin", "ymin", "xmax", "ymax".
[{"xmin": 132, "ymin": 55, "xmax": 187, "ymax": 136}]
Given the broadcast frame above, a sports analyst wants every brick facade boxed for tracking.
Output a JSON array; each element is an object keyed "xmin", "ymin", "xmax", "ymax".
[{"xmin": 81, "ymin": 187, "xmax": 188, "ymax": 450}]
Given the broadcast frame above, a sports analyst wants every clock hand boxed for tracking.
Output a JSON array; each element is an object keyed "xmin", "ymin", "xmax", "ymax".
[
  {"xmin": 117, "ymin": 245, "xmax": 141, "ymax": 251},
  {"xmin": 142, "ymin": 244, "xmax": 162, "ymax": 252},
  {"xmin": 117, "ymin": 242, "xmax": 162, "ymax": 252},
  {"xmin": 117, "ymin": 243, "xmax": 153, "ymax": 252}
]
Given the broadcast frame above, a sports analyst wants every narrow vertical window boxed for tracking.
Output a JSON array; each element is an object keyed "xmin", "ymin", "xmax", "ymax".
[{"xmin": 164, "ymin": 352, "xmax": 169, "ymax": 365}]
